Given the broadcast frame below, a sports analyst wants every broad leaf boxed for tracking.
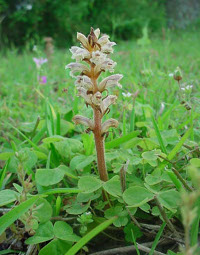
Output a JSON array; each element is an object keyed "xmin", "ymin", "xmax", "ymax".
[
  {"xmin": 25, "ymin": 221, "xmax": 54, "ymax": 244},
  {"xmin": 123, "ymin": 186, "xmax": 154, "ymax": 207},
  {"xmin": 36, "ymin": 165, "xmax": 66, "ymax": 186},
  {"xmin": 78, "ymin": 176, "xmax": 102, "ymax": 193}
]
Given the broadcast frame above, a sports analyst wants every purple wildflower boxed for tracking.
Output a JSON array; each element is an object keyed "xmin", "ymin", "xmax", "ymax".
[
  {"xmin": 33, "ymin": 57, "xmax": 48, "ymax": 69},
  {"xmin": 38, "ymin": 76, "xmax": 47, "ymax": 84}
]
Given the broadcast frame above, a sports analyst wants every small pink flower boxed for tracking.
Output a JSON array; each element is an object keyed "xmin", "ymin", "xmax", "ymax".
[
  {"xmin": 38, "ymin": 76, "xmax": 47, "ymax": 84},
  {"xmin": 33, "ymin": 57, "xmax": 48, "ymax": 69}
]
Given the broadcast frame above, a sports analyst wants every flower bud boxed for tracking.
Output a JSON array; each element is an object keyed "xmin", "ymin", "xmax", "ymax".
[
  {"xmin": 173, "ymin": 66, "xmax": 182, "ymax": 82},
  {"xmin": 77, "ymin": 32, "xmax": 88, "ymax": 49}
]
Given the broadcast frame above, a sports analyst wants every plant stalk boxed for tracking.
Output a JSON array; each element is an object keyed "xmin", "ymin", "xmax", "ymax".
[{"xmin": 91, "ymin": 65, "xmax": 108, "ymax": 182}]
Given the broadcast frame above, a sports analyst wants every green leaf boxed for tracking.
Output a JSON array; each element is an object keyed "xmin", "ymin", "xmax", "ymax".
[
  {"xmin": 54, "ymin": 221, "xmax": 80, "ymax": 242},
  {"xmin": 0, "ymin": 250, "xmax": 21, "ymax": 254},
  {"xmin": 33, "ymin": 198, "xmax": 53, "ymax": 223},
  {"xmin": 0, "ymin": 159, "xmax": 10, "ymax": 189},
  {"xmin": 39, "ymin": 239, "xmax": 71, "ymax": 255},
  {"xmin": 190, "ymin": 158, "xmax": 200, "ymax": 168},
  {"xmin": 70, "ymin": 155, "xmax": 94, "ymax": 170},
  {"xmin": 166, "ymin": 170, "xmax": 182, "ymax": 191},
  {"xmin": 105, "ymin": 131, "xmax": 140, "ymax": 149},
  {"xmin": 54, "ymin": 138, "xmax": 83, "ymax": 159},
  {"xmin": 42, "ymin": 136, "xmax": 64, "ymax": 144},
  {"xmin": 36, "ymin": 165, "xmax": 66, "ymax": 186},
  {"xmin": 124, "ymin": 223, "xmax": 143, "ymax": 243},
  {"xmin": 25, "ymin": 221, "xmax": 54, "ymax": 244},
  {"xmin": 168, "ymin": 128, "xmax": 192, "ymax": 161},
  {"xmin": 78, "ymin": 176, "xmax": 102, "ymax": 193},
  {"xmin": 0, "ymin": 152, "xmax": 14, "ymax": 161},
  {"xmin": 123, "ymin": 186, "xmax": 154, "ymax": 207},
  {"xmin": 149, "ymin": 222, "xmax": 166, "ymax": 255},
  {"xmin": 41, "ymin": 188, "xmax": 80, "ymax": 195},
  {"xmin": 151, "ymin": 115, "xmax": 167, "ymax": 154},
  {"xmin": 65, "ymin": 202, "xmax": 90, "ymax": 215},
  {"xmin": 0, "ymin": 189, "xmax": 19, "ymax": 207},
  {"xmin": 142, "ymin": 151, "xmax": 158, "ymax": 166},
  {"xmin": 105, "ymin": 206, "xmax": 128, "ymax": 227},
  {"xmin": 82, "ymin": 133, "xmax": 94, "ymax": 156},
  {"xmin": 145, "ymin": 175, "xmax": 162, "ymax": 186},
  {"xmin": 0, "ymin": 195, "xmax": 40, "ymax": 235},
  {"xmin": 158, "ymin": 190, "xmax": 181, "ymax": 211},
  {"xmin": 103, "ymin": 176, "xmax": 122, "ymax": 197},
  {"xmin": 65, "ymin": 217, "xmax": 116, "ymax": 255},
  {"xmin": 60, "ymin": 119, "xmax": 74, "ymax": 136}
]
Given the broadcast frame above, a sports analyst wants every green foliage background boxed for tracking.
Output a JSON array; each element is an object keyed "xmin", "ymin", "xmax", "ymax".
[{"xmin": 1, "ymin": 0, "xmax": 166, "ymax": 47}]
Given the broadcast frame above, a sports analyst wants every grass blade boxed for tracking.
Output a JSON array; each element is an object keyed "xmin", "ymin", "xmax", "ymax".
[
  {"xmin": 41, "ymin": 188, "xmax": 80, "ymax": 195},
  {"xmin": 151, "ymin": 114, "xmax": 167, "ymax": 154},
  {"xmin": 0, "ymin": 159, "xmax": 10, "ymax": 190},
  {"xmin": 149, "ymin": 222, "xmax": 166, "ymax": 255},
  {"xmin": 56, "ymin": 112, "xmax": 61, "ymax": 135},
  {"xmin": 0, "ymin": 195, "xmax": 40, "ymax": 235},
  {"xmin": 123, "ymin": 110, "xmax": 126, "ymax": 135},
  {"xmin": 130, "ymin": 108, "xmax": 135, "ymax": 132},
  {"xmin": 0, "ymin": 250, "xmax": 21, "ymax": 254},
  {"xmin": 131, "ymin": 229, "xmax": 140, "ymax": 255},
  {"xmin": 6, "ymin": 122, "xmax": 41, "ymax": 151},
  {"xmin": 65, "ymin": 217, "xmax": 116, "ymax": 255},
  {"xmin": 190, "ymin": 197, "xmax": 200, "ymax": 246},
  {"xmin": 168, "ymin": 128, "xmax": 192, "ymax": 161},
  {"xmin": 105, "ymin": 130, "xmax": 140, "ymax": 149}
]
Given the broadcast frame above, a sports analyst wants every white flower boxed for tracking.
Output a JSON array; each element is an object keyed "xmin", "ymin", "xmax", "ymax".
[
  {"xmin": 169, "ymin": 73, "xmax": 174, "ymax": 77},
  {"xmin": 101, "ymin": 119, "xmax": 118, "ymax": 134},
  {"xmin": 100, "ymin": 95, "xmax": 117, "ymax": 114},
  {"xmin": 98, "ymin": 74, "xmax": 123, "ymax": 92},
  {"xmin": 26, "ymin": 4, "xmax": 32, "ymax": 10},
  {"xmin": 94, "ymin": 28, "xmax": 100, "ymax": 39},
  {"xmin": 75, "ymin": 75, "xmax": 93, "ymax": 91},
  {"xmin": 181, "ymin": 85, "xmax": 193, "ymax": 91},
  {"xmin": 92, "ymin": 92, "xmax": 102, "ymax": 106},
  {"xmin": 77, "ymin": 32, "xmax": 88, "ymax": 48},
  {"xmin": 65, "ymin": 63, "xmax": 89, "ymax": 77},
  {"xmin": 159, "ymin": 102, "xmax": 165, "ymax": 115},
  {"xmin": 99, "ymin": 59, "xmax": 117, "ymax": 73},
  {"xmin": 70, "ymin": 46, "xmax": 90, "ymax": 62},
  {"xmin": 101, "ymin": 42, "xmax": 116, "ymax": 54},
  {"xmin": 122, "ymin": 92, "xmax": 132, "ymax": 98},
  {"xmin": 98, "ymin": 35, "xmax": 110, "ymax": 46},
  {"xmin": 90, "ymin": 51, "xmax": 107, "ymax": 65},
  {"xmin": 77, "ymin": 87, "xmax": 92, "ymax": 105},
  {"xmin": 73, "ymin": 115, "xmax": 94, "ymax": 130}
]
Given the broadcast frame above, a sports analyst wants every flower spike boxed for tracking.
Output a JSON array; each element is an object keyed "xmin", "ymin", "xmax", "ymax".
[{"xmin": 66, "ymin": 28, "xmax": 122, "ymax": 184}]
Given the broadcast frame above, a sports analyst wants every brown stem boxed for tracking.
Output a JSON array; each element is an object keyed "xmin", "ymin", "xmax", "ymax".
[
  {"xmin": 93, "ymin": 108, "xmax": 108, "ymax": 182},
  {"xmin": 90, "ymin": 64, "xmax": 108, "ymax": 182},
  {"xmin": 154, "ymin": 196, "xmax": 181, "ymax": 239}
]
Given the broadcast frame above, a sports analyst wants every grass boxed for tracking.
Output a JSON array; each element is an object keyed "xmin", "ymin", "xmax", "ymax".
[{"xmin": 0, "ymin": 29, "xmax": 200, "ymax": 254}]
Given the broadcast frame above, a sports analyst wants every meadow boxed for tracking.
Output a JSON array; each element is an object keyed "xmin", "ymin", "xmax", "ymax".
[{"xmin": 0, "ymin": 28, "xmax": 200, "ymax": 255}]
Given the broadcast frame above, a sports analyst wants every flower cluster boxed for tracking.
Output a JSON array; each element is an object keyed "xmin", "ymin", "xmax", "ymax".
[{"xmin": 66, "ymin": 27, "xmax": 123, "ymax": 135}]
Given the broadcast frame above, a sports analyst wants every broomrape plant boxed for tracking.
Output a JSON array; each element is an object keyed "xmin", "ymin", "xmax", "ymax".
[{"xmin": 66, "ymin": 27, "xmax": 123, "ymax": 182}]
